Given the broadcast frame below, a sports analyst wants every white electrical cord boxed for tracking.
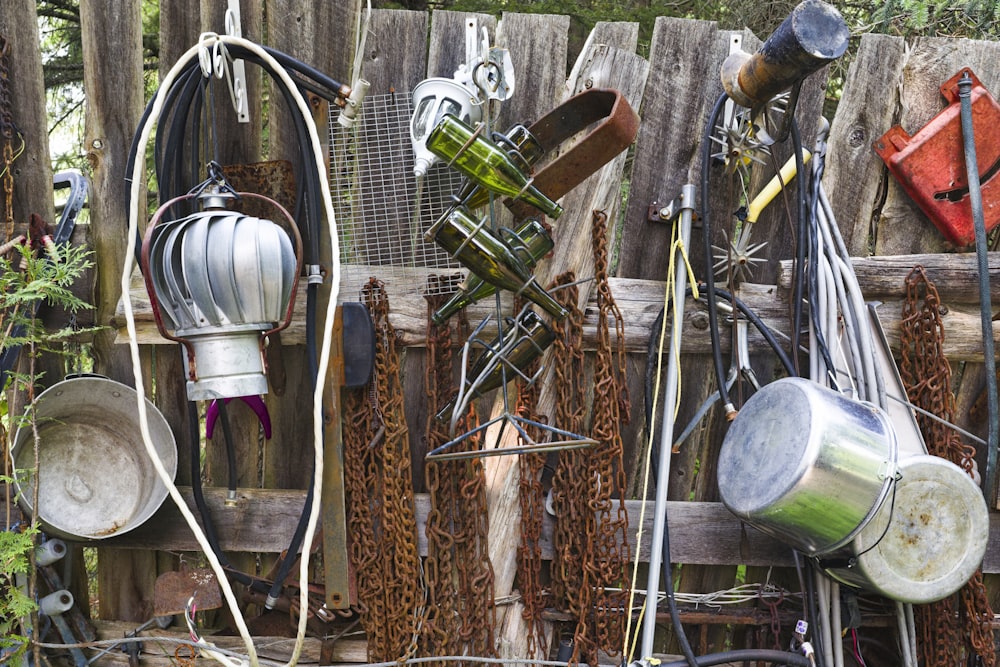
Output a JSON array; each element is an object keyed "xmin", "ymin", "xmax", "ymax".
[{"xmin": 122, "ymin": 33, "xmax": 340, "ymax": 667}]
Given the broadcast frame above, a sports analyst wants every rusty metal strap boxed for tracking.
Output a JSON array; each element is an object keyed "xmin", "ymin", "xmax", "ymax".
[{"xmin": 507, "ymin": 88, "xmax": 639, "ymax": 220}]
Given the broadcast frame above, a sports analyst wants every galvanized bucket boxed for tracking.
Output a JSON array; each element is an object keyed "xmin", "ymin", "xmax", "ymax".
[
  {"xmin": 717, "ymin": 377, "xmax": 898, "ymax": 556},
  {"xmin": 11, "ymin": 375, "xmax": 176, "ymax": 540},
  {"xmin": 822, "ymin": 454, "xmax": 988, "ymax": 604}
]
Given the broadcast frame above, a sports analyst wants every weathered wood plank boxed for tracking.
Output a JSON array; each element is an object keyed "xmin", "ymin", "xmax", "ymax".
[
  {"xmin": 822, "ymin": 34, "xmax": 904, "ymax": 256},
  {"xmin": 778, "ymin": 251, "xmax": 1000, "ymax": 302},
  {"xmin": 90, "ymin": 620, "xmax": 367, "ymax": 666},
  {"xmin": 617, "ymin": 18, "xmax": 745, "ymax": 281},
  {"xmin": 118, "ymin": 254, "xmax": 1000, "ymax": 362},
  {"xmin": 98, "ymin": 487, "xmax": 1000, "ymax": 575},
  {"xmin": 426, "ymin": 10, "xmax": 498, "ymax": 80},
  {"xmin": 479, "ymin": 12, "xmax": 571, "ymax": 656},
  {"xmin": 357, "ymin": 9, "xmax": 428, "ymax": 95},
  {"xmin": 491, "ymin": 28, "xmax": 650, "ymax": 660},
  {"xmin": 495, "ymin": 12, "xmax": 570, "ymax": 130}
]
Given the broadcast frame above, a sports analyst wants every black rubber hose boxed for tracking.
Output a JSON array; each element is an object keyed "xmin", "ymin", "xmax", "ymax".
[
  {"xmin": 215, "ymin": 399, "xmax": 239, "ymax": 498},
  {"xmin": 187, "ymin": 399, "xmax": 268, "ymax": 594},
  {"xmin": 661, "ymin": 502, "xmax": 700, "ymax": 667},
  {"xmin": 263, "ymin": 283, "xmax": 320, "ymax": 608},
  {"xmin": 706, "ymin": 286, "xmax": 797, "ymax": 376},
  {"xmin": 700, "ymin": 92, "xmax": 735, "ymax": 416},
  {"xmin": 660, "ymin": 649, "xmax": 811, "ymax": 667}
]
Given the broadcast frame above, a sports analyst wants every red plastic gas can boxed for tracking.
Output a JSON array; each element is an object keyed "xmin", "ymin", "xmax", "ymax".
[{"xmin": 874, "ymin": 69, "xmax": 1000, "ymax": 247}]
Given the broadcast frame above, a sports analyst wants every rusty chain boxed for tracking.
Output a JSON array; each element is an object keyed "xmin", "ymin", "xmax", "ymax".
[
  {"xmin": 585, "ymin": 209, "xmax": 631, "ymax": 656},
  {"xmin": 548, "ymin": 210, "xmax": 633, "ymax": 665},
  {"xmin": 1, "ymin": 35, "xmax": 16, "ymax": 242},
  {"xmin": 422, "ymin": 281, "xmax": 460, "ymax": 663},
  {"xmin": 514, "ymin": 291, "xmax": 549, "ymax": 659},
  {"xmin": 343, "ymin": 279, "xmax": 425, "ymax": 662},
  {"xmin": 548, "ymin": 272, "xmax": 589, "ymax": 639},
  {"xmin": 900, "ymin": 266, "xmax": 995, "ymax": 667},
  {"xmin": 422, "ymin": 276, "xmax": 496, "ymax": 664}
]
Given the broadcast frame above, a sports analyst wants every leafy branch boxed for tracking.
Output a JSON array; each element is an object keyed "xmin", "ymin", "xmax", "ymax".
[{"xmin": 0, "ymin": 238, "xmax": 96, "ymax": 662}]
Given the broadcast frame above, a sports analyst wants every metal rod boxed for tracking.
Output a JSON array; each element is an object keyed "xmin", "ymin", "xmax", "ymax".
[
  {"xmin": 958, "ymin": 70, "xmax": 999, "ymax": 505},
  {"xmin": 640, "ymin": 183, "xmax": 697, "ymax": 659}
]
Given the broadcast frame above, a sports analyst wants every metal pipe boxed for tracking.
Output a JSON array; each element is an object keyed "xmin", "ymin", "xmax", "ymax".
[
  {"xmin": 640, "ymin": 183, "xmax": 697, "ymax": 660},
  {"xmin": 958, "ymin": 70, "xmax": 999, "ymax": 504}
]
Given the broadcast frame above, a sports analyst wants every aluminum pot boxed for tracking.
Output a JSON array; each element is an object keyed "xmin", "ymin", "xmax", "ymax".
[
  {"xmin": 822, "ymin": 453, "xmax": 988, "ymax": 604},
  {"xmin": 12, "ymin": 375, "xmax": 177, "ymax": 540},
  {"xmin": 717, "ymin": 377, "xmax": 897, "ymax": 556}
]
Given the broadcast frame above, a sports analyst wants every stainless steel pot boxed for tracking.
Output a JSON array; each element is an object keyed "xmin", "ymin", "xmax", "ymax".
[{"xmin": 717, "ymin": 377, "xmax": 898, "ymax": 556}]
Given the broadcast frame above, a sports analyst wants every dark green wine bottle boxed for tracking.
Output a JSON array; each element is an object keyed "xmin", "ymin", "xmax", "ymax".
[
  {"xmin": 459, "ymin": 124, "xmax": 545, "ymax": 210},
  {"xmin": 435, "ymin": 309, "xmax": 555, "ymax": 423},
  {"xmin": 426, "ymin": 114, "xmax": 563, "ymax": 219},
  {"xmin": 429, "ymin": 205, "xmax": 567, "ymax": 321},
  {"xmin": 432, "ymin": 218, "xmax": 554, "ymax": 325}
]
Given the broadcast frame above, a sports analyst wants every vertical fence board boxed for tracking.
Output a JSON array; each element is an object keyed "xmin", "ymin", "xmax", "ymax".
[
  {"xmin": 822, "ymin": 34, "xmax": 904, "ymax": 256},
  {"xmin": 80, "ymin": 0, "xmax": 148, "ymax": 623},
  {"xmin": 495, "ymin": 13, "xmax": 570, "ymax": 131},
  {"xmin": 474, "ymin": 11, "xmax": 569, "ymax": 656},
  {"xmin": 426, "ymin": 10, "xmax": 498, "ymax": 80},
  {"xmin": 262, "ymin": 1, "xmax": 361, "ymax": 494}
]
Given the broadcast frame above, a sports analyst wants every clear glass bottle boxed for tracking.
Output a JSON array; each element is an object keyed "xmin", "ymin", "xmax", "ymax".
[
  {"xmin": 435, "ymin": 309, "xmax": 554, "ymax": 423},
  {"xmin": 429, "ymin": 205, "xmax": 567, "ymax": 321},
  {"xmin": 426, "ymin": 114, "xmax": 563, "ymax": 219},
  {"xmin": 432, "ymin": 217, "xmax": 554, "ymax": 325}
]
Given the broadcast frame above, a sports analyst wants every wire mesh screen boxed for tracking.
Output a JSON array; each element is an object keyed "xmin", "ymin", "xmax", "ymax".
[{"xmin": 329, "ymin": 92, "xmax": 466, "ymax": 299}]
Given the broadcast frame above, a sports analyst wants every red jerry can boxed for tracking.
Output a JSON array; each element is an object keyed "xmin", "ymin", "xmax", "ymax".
[{"xmin": 874, "ymin": 69, "xmax": 1000, "ymax": 247}]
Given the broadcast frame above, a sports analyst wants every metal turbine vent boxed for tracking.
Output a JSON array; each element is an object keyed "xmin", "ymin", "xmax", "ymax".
[
  {"xmin": 143, "ymin": 195, "xmax": 299, "ymax": 401},
  {"xmin": 329, "ymin": 91, "xmax": 467, "ymax": 298}
]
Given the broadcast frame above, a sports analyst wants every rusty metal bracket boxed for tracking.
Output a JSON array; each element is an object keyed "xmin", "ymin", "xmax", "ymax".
[{"xmin": 506, "ymin": 87, "xmax": 639, "ymax": 220}]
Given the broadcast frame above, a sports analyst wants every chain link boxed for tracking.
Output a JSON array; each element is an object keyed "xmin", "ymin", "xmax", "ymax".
[
  {"xmin": 900, "ymin": 266, "xmax": 995, "ymax": 667},
  {"xmin": 422, "ymin": 275, "xmax": 496, "ymax": 665},
  {"xmin": 343, "ymin": 279, "xmax": 425, "ymax": 662},
  {"xmin": 548, "ymin": 210, "xmax": 632, "ymax": 665},
  {"xmin": 586, "ymin": 210, "xmax": 631, "ymax": 655},
  {"xmin": 514, "ymin": 289, "xmax": 549, "ymax": 659}
]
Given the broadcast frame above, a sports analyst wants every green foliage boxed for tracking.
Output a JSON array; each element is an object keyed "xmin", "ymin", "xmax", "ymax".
[
  {"xmin": 870, "ymin": 0, "xmax": 1000, "ymax": 37},
  {"xmin": 0, "ymin": 242, "xmax": 95, "ymax": 360},
  {"xmin": 0, "ymin": 240, "xmax": 96, "ymax": 659},
  {"xmin": 0, "ymin": 524, "xmax": 39, "ymax": 656},
  {"xmin": 39, "ymin": 0, "xmax": 161, "ymax": 170}
]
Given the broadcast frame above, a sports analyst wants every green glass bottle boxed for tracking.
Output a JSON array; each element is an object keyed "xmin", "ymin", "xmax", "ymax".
[
  {"xmin": 435, "ymin": 309, "xmax": 555, "ymax": 423},
  {"xmin": 459, "ymin": 124, "xmax": 545, "ymax": 210},
  {"xmin": 429, "ymin": 205, "xmax": 567, "ymax": 321},
  {"xmin": 426, "ymin": 114, "xmax": 563, "ymax": 219},
  {"xmin": 432, "ymin": 218, "xmax": 554, "ymax": 325}
]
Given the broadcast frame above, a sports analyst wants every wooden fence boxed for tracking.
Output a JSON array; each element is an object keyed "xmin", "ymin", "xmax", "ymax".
[{"xmin": 3, "ymin": 0, "xmax": 1000, "ymax": 664}]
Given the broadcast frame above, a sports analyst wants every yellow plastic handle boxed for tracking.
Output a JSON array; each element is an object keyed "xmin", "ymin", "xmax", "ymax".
[{"xmin": 746, "ymin": 149, "xmax": 812, "ymax": 223}]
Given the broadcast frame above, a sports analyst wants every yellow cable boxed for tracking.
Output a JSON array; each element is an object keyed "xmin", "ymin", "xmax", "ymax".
[{"xmin": 624, "ymin": 218, "xmax": 696, "ymax": 662}]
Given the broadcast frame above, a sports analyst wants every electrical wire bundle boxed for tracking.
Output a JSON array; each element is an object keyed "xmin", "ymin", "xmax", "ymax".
[
  {"xmin": 633, "ymin": 78, "xmax": 897, "ymax": 665},
  {"xmin": 121, "ymin": 32, "xmax": 345, "ymax": 667}
]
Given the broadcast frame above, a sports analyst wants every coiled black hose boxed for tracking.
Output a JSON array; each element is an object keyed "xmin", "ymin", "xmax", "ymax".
[{"xmin": 130, "ymin": 40, "xmax": 344, "ymax": 611}]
